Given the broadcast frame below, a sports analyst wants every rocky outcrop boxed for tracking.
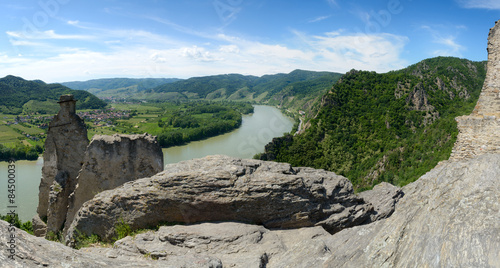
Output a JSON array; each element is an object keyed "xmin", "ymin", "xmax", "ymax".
[
  {"xmin": 64, "ymin": 133, "xmax": 163, "ymax": 236},
  {"xmin": 112, "ymin": 222, "xmax": 330, "ymax": 267},
  {"xmin": 35, "ymin": 94, "xmax": 89, "ymax": 236},
  {"xmin": 92, "ymin": 154, "xmax": 499, "ymax": 267},
  {"xmin": 450, "ymin": 20, "xmax": 500, "ymax": 160},
  {"xmin": 66, "ymin": 155, "xmax": 375, "ymax": 243},
  {"xmin": 2, "ymin": 151, "xmax": 498, "ymax": 267},
  {"xmin": 358, "ymin": 182, "xmax": 403, "ymax": 222},
  {"xmin": 0, "ymin": 220, "xmax": 172, "ymax": 267},
  {"xmin": 319, "ymin": 153, "xmax": 500, "ymax": 267},
  {"xmin": 11, "ymin": 155, "xmax": 493, "ymax": 267},
  {"xmin": 34, "ymin": 95, "xmax": 164, "ymax": 239}
]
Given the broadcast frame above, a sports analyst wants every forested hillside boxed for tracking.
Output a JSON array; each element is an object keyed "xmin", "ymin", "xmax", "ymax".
[
  {"xmin": 149, "ymin": 70, "xmax": 341, "ymax": 108},
  {"xmin": 259, "ymin": 57, "xmax": 487, "ymax": 191},
  {"xmin": 61, "ymin": 78, "xmax": 180, "ymax": 99},
  {"xmin": 61, "ymin": 70, "xmax": 342, "ymax": 115},
  {"xmin": 0, "ymin": 75, "xmax": 107, "ymax": 114}
]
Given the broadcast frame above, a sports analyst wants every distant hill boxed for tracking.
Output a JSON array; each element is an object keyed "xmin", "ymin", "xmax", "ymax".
[
  {"xmin": 61, "ymin": 78, "xmax": 181, "ymax": 99},
  {"xmin": 0, "ymin": 75, "xmax": 107, "ymax": 114},
  {"xmin": 259, "ymin": 57, "xmax": 487, "ymax": 191},
  {"xmin": 61, "ymin": 70, "xmax": 343, "ymax": 116},
  {"xmin": 148, "ymin": 69, "xmax": 343, "ymax": 115}
]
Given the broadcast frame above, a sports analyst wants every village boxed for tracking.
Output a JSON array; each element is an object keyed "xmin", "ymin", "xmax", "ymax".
[{"xmin": 4, "ymin": 108, "xmax": 131, "ymax": 142}]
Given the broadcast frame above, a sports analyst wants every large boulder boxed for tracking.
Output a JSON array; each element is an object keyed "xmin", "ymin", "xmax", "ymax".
[
  {"xmin": 64, "ymin": 133, "xmax": 164, "ymax": 235},
  {"xmin": 82, "ymin": 152, "xmax": 500, "ymax": 267},
  {"xmin": 66, "ymin": 155, "xmax": 374, "ymax": 243}
]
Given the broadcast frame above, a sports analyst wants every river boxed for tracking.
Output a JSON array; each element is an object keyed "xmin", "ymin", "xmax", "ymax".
[{"xmin": 0, "ymin": 105, "xmax": 294, "ymax": 221}]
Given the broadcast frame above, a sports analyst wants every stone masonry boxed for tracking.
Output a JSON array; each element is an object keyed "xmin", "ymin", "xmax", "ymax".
[{"xmin": 450, "ymin": 20, "xmax": 500, "ymax": 160}]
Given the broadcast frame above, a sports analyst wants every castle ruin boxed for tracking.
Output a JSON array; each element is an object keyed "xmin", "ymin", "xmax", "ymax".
[{"xmin": 450, "ymin": 21, "xmax": 500, "ymax": 160}]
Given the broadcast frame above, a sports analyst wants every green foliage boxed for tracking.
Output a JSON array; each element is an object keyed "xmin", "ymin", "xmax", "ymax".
[
  {"xmin": 0, "ymin": 75, "xmax": 107, "ymax": 114},
  {"xmin": 0, "ymin": 143, "xmax": 43, "ymax": 161},
  {"xmin": 261, "ymin": 57, "xmax": 486, "ymax": 190},
  {"xmin": 113, "ymin": 218, "xmax": 132, "ymax": 241},
  {"xmin": 147, "ymin": 70, "xmax": 342, "ymax": 108},
  {"xmin": 62, "ymin": 77, "xmax": 180, "ymax": 92},
  {"xmin": 72, "ymin": 229, "xmax": 101, "ymax": 249},
  {"xmin": 46, "ymin": 230, "xmax": 63, "ymax": 243},
  {"xmin": 0, "ymin": 214, "xmax": 34, "ymax": 235}
]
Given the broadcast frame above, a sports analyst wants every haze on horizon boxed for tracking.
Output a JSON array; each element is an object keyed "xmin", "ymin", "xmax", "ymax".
[{"xmin": 0, "ymin": 0, "xmax": 499, "ymax": 83}]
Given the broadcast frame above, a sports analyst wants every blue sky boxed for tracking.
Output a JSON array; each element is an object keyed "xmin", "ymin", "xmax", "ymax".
[{"xmin": 1, "ymin": 0, "xmax": 499, "ymax": 83}]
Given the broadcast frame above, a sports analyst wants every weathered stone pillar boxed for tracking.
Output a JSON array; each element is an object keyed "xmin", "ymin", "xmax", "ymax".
[{"xmin": 33, "ymin": 94, "xmax": 89, "ymax": 237}]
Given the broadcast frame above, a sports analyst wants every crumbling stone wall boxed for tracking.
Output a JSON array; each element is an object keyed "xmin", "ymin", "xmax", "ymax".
[{"xmin": 450, "ymin": 21, "xmax": 500, "ymax": 160}]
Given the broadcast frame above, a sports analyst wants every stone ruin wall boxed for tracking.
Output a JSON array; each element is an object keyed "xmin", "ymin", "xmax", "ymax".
[
  {"xmin": 450, "ymin": 20, "xmax": 500, "ymax": 160},
  {"xmin": 450, "ymin": 117, "xmax": 500, "ymax": 160}
]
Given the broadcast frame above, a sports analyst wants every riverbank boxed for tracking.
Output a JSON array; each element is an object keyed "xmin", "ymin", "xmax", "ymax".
[{"xmin": 0, "ymin": 105, "xmax": 294, "ymax": 221}]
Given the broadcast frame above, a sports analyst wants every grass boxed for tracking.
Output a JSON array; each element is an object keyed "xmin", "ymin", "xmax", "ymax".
[
  {"xmin": 110, "ymin": 103, "xmax": 162, "ymax": 112},
  {"xmin": 9, "ymin": 123, "xmax": 45, "ymax": 135},
  {"xmin": 0, "ymin": 125, "xmax": 23, "ymax": 143}
]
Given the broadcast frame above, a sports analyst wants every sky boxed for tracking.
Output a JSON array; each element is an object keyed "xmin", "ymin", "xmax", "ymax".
[{"xmin": 0, "ymin": 0, "xmax": 499, "ymax": 83}]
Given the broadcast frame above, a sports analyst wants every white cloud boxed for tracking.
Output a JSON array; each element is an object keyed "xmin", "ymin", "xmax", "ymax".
[
  {"xmin": 181, "ymin": 46, "xmax": 221, "ymax": 62},
  {"xmin": 219, "ymin": 45, "xmax": 240, "ymax": 54},
  {"xmin": 433, "ymin": 37, "xmax": 464, "ymax": 56},
  {"xmin": 6, "ymin": 30, "xmax": 93, "ymax": 40},
  {"xmin": 308, "ymin": 15, "xmax": 331, "ymax": 23},
  {"xmin": 457, "ymin": 0, "xmax": 500, "ymax": 10},
  {"xmin": 420, "ymin": 25, "xmax": 465, "ymax": 57},
  {"xmin": 1, "ymin": 22, "xmax": 409, "ymax": 82}
]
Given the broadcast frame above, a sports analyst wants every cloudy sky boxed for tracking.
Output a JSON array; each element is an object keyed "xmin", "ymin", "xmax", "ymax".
[{"xmin": 1, "ymin": 0, "xmax": 499, "ymax": 83}]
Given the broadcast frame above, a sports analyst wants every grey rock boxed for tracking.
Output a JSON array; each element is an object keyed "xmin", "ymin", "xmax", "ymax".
[
  {"xmin": 320, "ymin": 154, "xmax": 500, "ymax": 267},
  {"xmin": 358, "ymin": 181, "xmax": 404, "ymax": 222},
  {"xmin": 64, "ymin": 133, "xmax": 163, "ymax": 235},
  {"xmin": 66, "ymin": 155, "xmax": 373, "ymax": 243},
  {"xmin": 46, "ymin": 171, "xmax": 71, "ymax": 234},
  {"xmin": 31, "ymin": 214, "xmax": 47, "ymax": 237},
  {"xmin": 111, "ymin": 221, "xmax": 331, "ymax": 268},
  {"xmin": 0, "ymin": 221, "xmax": 175, "ymax": 267},
  {"xmin": 35, "ymin": 94, "xmax": 89, "ymax": 237}
]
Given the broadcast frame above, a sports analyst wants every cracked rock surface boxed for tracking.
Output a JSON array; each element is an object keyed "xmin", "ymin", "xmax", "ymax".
[{"xmin": 66, "ymin": 155, "xmax": 375, "ymax": 243}]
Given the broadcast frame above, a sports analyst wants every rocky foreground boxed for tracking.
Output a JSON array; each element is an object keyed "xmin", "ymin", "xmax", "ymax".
[
  {"xmin": 65, "ymin": 155, "xmax": 401, "ymax": 244},
  {"xmin": 1, "ymin": 153, "xmax": 499, "ymax": 267}
]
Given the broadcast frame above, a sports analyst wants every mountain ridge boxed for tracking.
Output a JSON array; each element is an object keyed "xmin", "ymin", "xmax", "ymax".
[{"xmin": 0, "ymin": 75, "xmax": 107, "ymax": 114}]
